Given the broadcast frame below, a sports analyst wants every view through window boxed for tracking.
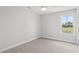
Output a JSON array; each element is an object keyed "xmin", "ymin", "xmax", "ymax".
[{"xmin": 61, "ymin": 16, "xmax": 74, "ymax": 33}]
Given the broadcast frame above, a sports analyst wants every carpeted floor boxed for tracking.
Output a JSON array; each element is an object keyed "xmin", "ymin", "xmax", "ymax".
[{"xmin": 3, "ymin": 38, "xmax": 79, "ymax": 53}]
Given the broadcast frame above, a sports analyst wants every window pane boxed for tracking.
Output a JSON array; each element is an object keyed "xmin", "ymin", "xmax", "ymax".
[{"xmin": 61, "ymin": 16, "xmax": 74, "ymax": 33}]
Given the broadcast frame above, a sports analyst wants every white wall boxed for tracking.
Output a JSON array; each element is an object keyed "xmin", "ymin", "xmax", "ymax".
[
  {"xmin": 0, "ymin": 6, "xmax": 40, "ymax": 50},
  {"xmin": 42, "ymin": 9, "xmax": 77, "ymax": 43},
  {"xmin": 76, "ymin": 8, "xmax": 79, "ymax": 44}
]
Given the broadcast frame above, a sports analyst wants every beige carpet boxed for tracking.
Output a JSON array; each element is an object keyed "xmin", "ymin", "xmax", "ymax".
[{"xmin": 2, "ymin": 38, "xmax": 79, "ymax": 53}]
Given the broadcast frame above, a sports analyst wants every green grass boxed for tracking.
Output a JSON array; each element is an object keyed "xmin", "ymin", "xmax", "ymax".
[{"xmin": 62, "ymin": 27, "xmax": 74, "ymax": 33}]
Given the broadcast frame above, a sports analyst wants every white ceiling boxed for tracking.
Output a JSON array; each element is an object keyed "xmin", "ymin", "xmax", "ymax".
[{"xmin": 27, "ymin": 6, "xmax": 78, "ymax": 15}]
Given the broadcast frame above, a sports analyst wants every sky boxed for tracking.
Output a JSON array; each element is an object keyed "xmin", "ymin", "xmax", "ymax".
[{"xmin": 61, "ymin": 16, "xmax": 73, "ymax": 24}]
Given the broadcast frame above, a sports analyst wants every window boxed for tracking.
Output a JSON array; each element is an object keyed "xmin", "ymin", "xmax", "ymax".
[{"xmin": 61, "ymin": 16, "xmax": 74, "ymax": 33}]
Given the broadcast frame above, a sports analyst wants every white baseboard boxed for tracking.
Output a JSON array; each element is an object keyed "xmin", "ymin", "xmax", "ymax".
[
  {"xmin": 0, "ymin": 36, "xmax": 40, "ymax": 53},
  {"xmin": 42, "ymin": 36, "xmax": 76, "ymax": 44}
]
